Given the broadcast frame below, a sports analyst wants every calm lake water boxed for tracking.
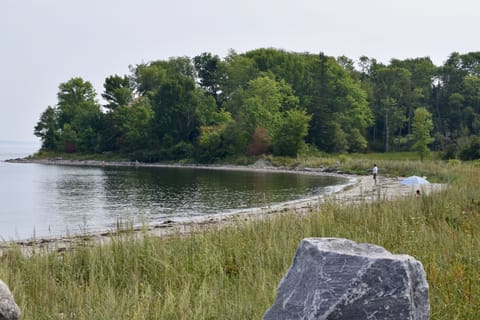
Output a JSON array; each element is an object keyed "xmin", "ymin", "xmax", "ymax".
[{"xmin": 0, "ymin": 142, "xmax": 349, "ymax": 240}]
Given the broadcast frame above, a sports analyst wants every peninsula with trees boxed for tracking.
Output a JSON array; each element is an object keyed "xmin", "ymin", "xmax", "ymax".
[{"xmin": 34, "ymin": 49, "xmax": 480, "ymax": 162}]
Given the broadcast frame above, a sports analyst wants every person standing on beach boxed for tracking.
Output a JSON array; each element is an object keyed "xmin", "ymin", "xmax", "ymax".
[{"xmin": 372, "ymin": 164, "xmax": 378, "ymax": 185}]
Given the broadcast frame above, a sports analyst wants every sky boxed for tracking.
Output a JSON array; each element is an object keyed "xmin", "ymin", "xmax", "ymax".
[{"xmin": 1, "ymin": 0, "xmax": 478, "ymax": 142}]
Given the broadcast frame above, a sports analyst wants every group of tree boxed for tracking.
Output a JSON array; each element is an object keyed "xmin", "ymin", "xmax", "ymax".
[{"xmin": 34, "ymin": 48, "xmax": 480, "ymax": 162}]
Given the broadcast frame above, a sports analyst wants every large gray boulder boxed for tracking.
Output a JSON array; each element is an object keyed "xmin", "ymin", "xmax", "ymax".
[
  {"xmin": 263, "ymin": 238, "xmax": 429, "ymax": 320},
  {"xmin": 0, "ymin": 280, "xmax": 20, "ymax": 320}
]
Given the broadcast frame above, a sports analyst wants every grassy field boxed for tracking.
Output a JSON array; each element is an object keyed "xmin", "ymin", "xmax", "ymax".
[{"xmin": 1, "ymin": 158, "xmax": 479, "ymax": 319}]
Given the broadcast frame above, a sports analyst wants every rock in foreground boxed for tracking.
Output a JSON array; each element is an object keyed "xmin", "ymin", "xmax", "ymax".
[
  {"xmin": 263, "ymin": 238, "xmax": 429, "ymax": 320},
  {"xmin": 0, "ymin": 280, "xmax": 20, "ymax": 320}
]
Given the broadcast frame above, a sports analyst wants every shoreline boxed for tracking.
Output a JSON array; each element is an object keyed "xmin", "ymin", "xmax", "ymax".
[{"xmin": 1, "ymin": 158, "xmax": 445, "ymax": 253}]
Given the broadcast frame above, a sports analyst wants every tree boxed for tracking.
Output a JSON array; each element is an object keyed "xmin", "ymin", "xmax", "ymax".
[
  {"xmin": 458, "ymin": 136, "xmax": 480, "ymax": 160},
  {"xmin": 60, "ymin": 123, "xmax": 78, "ymax": 153},
  {"xmin": 461, "ymin": 75, "xmax": 480, "ymax": 134},
  {"xmin": 220, "ymin": 51, "xmax": 259, "ymax": 104},
  {"xmin": 132, "ymin": 58, "xmax": 203, "ymax": 148},
  {"xmin": 56, "ymin": 77, "xmax": 102, "ymax": 152},
  {"xmin": 337, "ymin": 55, "xmax": 356, "ymax": 76},
  {"xmin": 238, "ymin": 75, "xmax": 291, "ymax": 134},
  {"xmin": 244, "ymin": 48, "xmax": 311, "ymax": 102},
  {"xmin": 232, "ymin": 74, "xmax": 302, "ymax": 155},
  {"xmin": 390, "ymin": 57, "xmax": 438, "ymax": 134},
  {"xmin": 134, "ymin": 62, "xmax": 167, "ymax": 97},
  {"xmin": 193, "ymin": 52, "xmax": 223, "ymax": 106},
  {"xmin": 34, "ymin": 106, "xmax": 58, "ymax": 150},
  {"xmin": 35, "ymin": 77, "xmax": 103, "ymax": 153},
  {"xmin": 111, "ymin": 97, "xmax": 154, "ymax": 152},
  {"xmin": 307, "ymin": 54, "xmax": 373, "ymax": 152},
  {"xmin": 151, "ymin": 77, "xmax": 199, "ymax": 145},
  {"xmin": 196, "ymin": 110, "xmax": 234, "ymax": 162},
  {"xmin": 372, "ymin": 67, "xmax": 411, "ymax": 152},
  {"xmin": 272, "ymin": 109, "xmax": 311, "ymax": 156},
  {"xmin": 447, "ymin": 93, "xmax": 465, "ymax": 136},
  {"xmin": 102, "ymin": 75, "xmax": 133, "ymax": 110},
  {"xmin": 411, "ymin": 107, "xmax": 434, "ymax": 160},
  {"xmin": 38, "ymin": 49, "xmax": 480, "ymax": 161}
]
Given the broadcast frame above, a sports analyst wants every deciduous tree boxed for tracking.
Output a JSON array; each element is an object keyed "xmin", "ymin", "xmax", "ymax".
[
  {"xmin": 102, "ymin": 75, "xmax": 133, "ymax": 110},
  {"xmin": 412, "ymin": 107, "xmax": 434, "ymax": 160},
  {"xmin": 34, "ymin": 106, "xmax": 58, "ymax": 150}
]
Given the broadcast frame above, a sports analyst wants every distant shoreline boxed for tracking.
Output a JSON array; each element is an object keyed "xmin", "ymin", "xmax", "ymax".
[{"xmin": 6, "ymin": 157, "xmax": 348, "ymax": 177}]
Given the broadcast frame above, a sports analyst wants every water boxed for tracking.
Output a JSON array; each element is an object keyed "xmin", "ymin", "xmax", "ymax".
[
  {"xmin": 0, "ymin": 142, "xmax": 349, "ymax": 240},
  {"xmin": 0, "ymin": 140, "xmax": 40, "ymax": 161}
]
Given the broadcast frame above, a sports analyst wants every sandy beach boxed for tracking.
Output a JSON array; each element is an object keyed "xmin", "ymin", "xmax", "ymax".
[{"xmin": 2, "ymin": 159, "xmax": 445, "ymax": 253}]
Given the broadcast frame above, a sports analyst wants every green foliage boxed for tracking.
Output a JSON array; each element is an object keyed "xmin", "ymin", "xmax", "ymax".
[
  {"xmin": 224, "ymin": 73, "xmax": 303, "ymax": 157},
  {"xmin": 193, "ymin": 52, "xmax": 223, "ymax": 106},
  {"xmin": 60, "ymin": 123, "xmax": 78, "ymax": 153},
  {"xmin": 134, "ymin": 61, "xmax": 167, "ymax": 96},
  {"xmin": 372, "ymin": 67, "xmax": 411, "ymax": 152},
  {"xmin": 411, "ymin": 107, "xmax": 434, "ymax": 160},
  {"xmin": 195, "ymin": 107, "xmax": 234, "ymax": 162},
  {"xmin": 196, "ymin": 123, "xmax": 230, "ymax": 162},
  {"xmin": 348, "ymin": 128, "xmax": 368, "ymax": 152},
  {"xmin": 221, "ymin": 51, "xmax": 259, "ymax": 99},
  {"xmin": 34, "ymin": 106, "xmax": 58, "ymax": 150},
  {"xmin": 33, "ymin": 48, "xmax": 480, "ymax": 162},
  {"xmin": 35, "ymin": 77, "xmax": 103, "ymax": 153},
  {"xmin": 150, "ymin": 75, "xmax": 199, "ymax": 143},
  {"xmin": 349, "ymin": 151, "xmax": 432, "ymax": 161},
  {"xmin": 102, "ymin": 74, "xmax": 133, "ymax": 110},
  {"xmin": 307, "ymin": 54, "xmax": 373, "ymax": 152},
  {"xmin": 458, "ymin": 135, "xmax": 480, "ymax": 160},
  {"xmin": 167, "ymin": 141, "xmax": 194, "ymax": 160},
  {"xmin": 112, "ymin": 98, "xmax": 154, "ymax": 152},
  {"xmin": 272, "ymin": 109, "xmax": 311, "ymax": 157},
  {"xmin": 236, "ymin": 74, "xmax": 285, "ymax": 136}
]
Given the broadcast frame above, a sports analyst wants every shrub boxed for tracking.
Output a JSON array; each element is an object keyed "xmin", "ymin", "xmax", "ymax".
[
  {"xmin": 246, "ymin": 127, "xmax": 271, "ymax": 156},
  {"xmin": 458, "ymin": 136, "xmax": 480, "ymax": 160},
  {"xmin": 196, "ymin": 125, "xmax": 227, "ymax": 163},
  {"xmin": 167, "ymin": 141, "xmax": 194, "ymax": 160},
  {"xmin": 271, "ymin": 109, "xmax": 310, "ymax": 157}
]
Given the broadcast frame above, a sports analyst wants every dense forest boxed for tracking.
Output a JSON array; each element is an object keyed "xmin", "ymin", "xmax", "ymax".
[{"xmin": 34, "ymin": 48, "xmax": 480, "ymax": 162}]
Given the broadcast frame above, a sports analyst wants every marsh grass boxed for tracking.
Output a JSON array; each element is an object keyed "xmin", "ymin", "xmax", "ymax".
[{"xmin": 1, "ymin": 162, "xmax": 479, "ymax": 319}]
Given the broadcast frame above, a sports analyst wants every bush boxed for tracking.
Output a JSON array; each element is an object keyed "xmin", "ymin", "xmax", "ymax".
[
  {"xmin": 441, "ymin": 143, "xmax": 458, "ymax": 160},
  {"xmin": 167, "ymin": 141, "xmax": 194, "ymax": 160},
  {"xmin": 246, "ymin": 128, "xmax": 271, "ymax": 156},
  {"xmin": 127, "ymin": 142, "xmax": 194, "ymax": 162},
  {"xmin": 272, "ymin": 109, "xmax": 310, "ymax": 157},
  {"xmin": 458, "ymin": 136, "xmax": 480, "ymax": 160}
]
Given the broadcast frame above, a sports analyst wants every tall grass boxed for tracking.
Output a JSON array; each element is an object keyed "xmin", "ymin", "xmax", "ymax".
[
  {"xmin": 1, "ymin": 162, "xmax": 479, "ymax": 319},
  {"xmin": 268, "ymin": 153, "xmax": 457, "ymax": 183}
]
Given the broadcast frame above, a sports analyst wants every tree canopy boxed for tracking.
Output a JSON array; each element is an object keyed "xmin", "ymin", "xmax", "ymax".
[{"xmin": 35, "ymin": 49, "xmax": 480, "ymax": 161}]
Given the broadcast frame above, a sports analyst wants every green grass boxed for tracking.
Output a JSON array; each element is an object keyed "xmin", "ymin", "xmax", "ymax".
[
  {"xmin": 349, "ymin": 151, "xmax": 441, "ymax": 161},
  {"xmin": 1, "ymin": 160, "xmax": 479, "ymax": 319},
  {"xmin": 31, "ymin": 150, "xmax": 130, "ymax": 162}
]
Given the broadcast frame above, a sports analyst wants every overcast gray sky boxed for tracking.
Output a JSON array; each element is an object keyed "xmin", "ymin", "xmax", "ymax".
[{"xmin": 1, "ymin": 0, "xmax": 478, "ymax": 142}]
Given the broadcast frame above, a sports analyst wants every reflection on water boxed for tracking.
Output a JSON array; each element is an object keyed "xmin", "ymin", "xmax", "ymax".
[{"xmin": 0, "ymin": 163, "xmax": 347, "ymax": 240}]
